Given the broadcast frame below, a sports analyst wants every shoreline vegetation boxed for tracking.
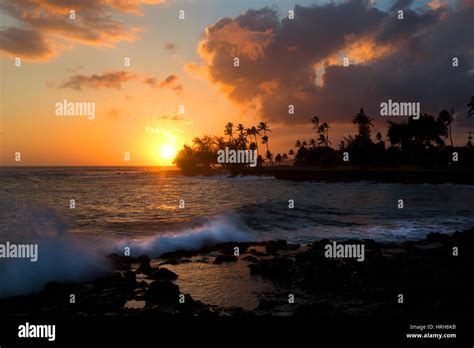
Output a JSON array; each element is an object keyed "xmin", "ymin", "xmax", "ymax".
[
  {"xmin": 1, "ymin": 227, "xmax": 473, "ymax": 319},
  {"xmin": 173, "ymin": 100, "xmax": 474, "ymax": 184}
]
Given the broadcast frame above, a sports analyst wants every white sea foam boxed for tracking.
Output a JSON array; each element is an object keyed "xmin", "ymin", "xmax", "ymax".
[
  {"xmin": 0, "ymin": 213, "xmax": 249, "ymax": 297},
  {"xmin": 117, "ymin": 215, "xmax": 249, "ymax": 257}
]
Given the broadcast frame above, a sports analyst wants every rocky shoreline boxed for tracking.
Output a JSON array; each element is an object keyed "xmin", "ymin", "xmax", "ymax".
[
  {"xmin": 1, "ymin": 228, "xmax": 473, "ymax": 320},
  {"xmin": 229, "ymin": 167, "xmax": 474, "ymax": 185}
]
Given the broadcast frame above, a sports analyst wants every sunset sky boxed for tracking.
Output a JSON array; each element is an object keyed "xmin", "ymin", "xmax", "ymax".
[{"xmin": 1, "ymin": 0, "xmax": 473, "ymax": 166}]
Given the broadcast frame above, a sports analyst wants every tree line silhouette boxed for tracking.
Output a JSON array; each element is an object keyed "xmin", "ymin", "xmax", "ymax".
[
  {"xmin": 174, "ymin": 121, "xmax": 275, "ymax": 174},
  {"xmin": 174, "ymin": 96, "xmax": 474, "ymax": 174}
]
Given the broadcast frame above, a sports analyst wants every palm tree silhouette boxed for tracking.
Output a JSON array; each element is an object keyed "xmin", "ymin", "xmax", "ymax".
[
  {"xmin": 224, "ymin": 122, "xmax": 234, "ymax": 143},
  {"xmin": 311, "ymin": 116, "xmax": 330, "ymax": 146},
  {"xmin": 246, "ymin": 127, "xmax": 260, "ymax": 154},
  {"xmin": 468, "ymin": 96, "xmax": 474, "ymax": 117},
  {"xmin": 352, "ymin": 108, "xmax": 374, "ymax": 143},
  {"xmin": 236, "ymin": 123, "xmax": 246, "ymax": 148},
  {"xmin": 236, "ymin": 123, "xmax": 245, "ymax": 135},
  {"xmin": 251, "ymin": 126, "xmax": 259, "ymax": 143},
  {"xmin": 275, "ymin": 153, "xmax": 282, "ymax": 165},
  {"xmin": 318, "ymin": 122, "xmax": 330, "ymax": 146},
  {"xmin": 438, "ymin": 110, "xmax": 454, "ymax": 147},
  {"xmin": 258, "ymin": 122, "xmax": 273, "ymax": 165},
  {"xmin": 258, "ymin": 121, "xmax": 271, "ymax": 135},
  {"xmin": 265, "ymin": 150, "xmax": 273, "ymax": 165},
  {"xmin": 261, "ymin": 135, "xmax": 274, "ymax": 165},
  {"xmin": 311, "ymin": 116, "xmax": 320, "ymax": 129}
]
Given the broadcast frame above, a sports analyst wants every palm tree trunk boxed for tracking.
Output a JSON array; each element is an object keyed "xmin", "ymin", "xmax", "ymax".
[
  {"xmin": 449, "ymin": 124, "xmax": 453, "ymax": 147},
  {"xmin": 254, "ymin": 134, "xmax": 259, "ymax": 154},
  {"xmin": 265, "ymin": 142, "xmax": 273, "ymax": 166},
  {"xmin": 449, "ymin": 110, "xmax": 454, "ymax": 147}
]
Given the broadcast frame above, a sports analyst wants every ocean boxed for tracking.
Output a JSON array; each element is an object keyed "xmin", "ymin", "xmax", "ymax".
[{"xmin": 1, "ymin": 166, "xmax": 473, "ymax": 299}]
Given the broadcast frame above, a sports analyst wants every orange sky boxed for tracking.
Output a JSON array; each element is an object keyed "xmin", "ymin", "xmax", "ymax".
[
  {"xmin": 1, "ymin": 0, "xmax": 472, "ymax": 166},
  {"xmin": 0, "ymin": 1, "xmax": 318, "ymax": 166}
]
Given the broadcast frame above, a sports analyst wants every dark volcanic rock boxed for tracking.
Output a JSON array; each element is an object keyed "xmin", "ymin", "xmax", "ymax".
[
  {"xmin": 213, "ymin": 254, "xmax": 238, "ymax": 264},
  {"xmin": 248, "ymin": 248, "xmax": 266, "ymax": 256},
  {"xmin": 135, "ymin": 259, "xmax": 154, "ymax": 275},
  {"xmin": 426, "ymin": 232, "xmax": 450, "ymax": 243},
  {"xmin": 243, "ymin": 255, "xmax": 258, "ymax": 262},
  {"xmin": 196, "ymin": 242, "xmax": 254, "ymax": 256},
  {"xmin": 248, "ymin": 257, "xmax": 294, "ymax": 280},
  {"xmin": 43, "ymin": 281, "xmax": 78, "ymax": 294},
  {"xmin": 264, "ymin": 240, "xmax": 287, "ymax": 253},
  {"xmin": 1, "ymin": 228, "xmax": 473, "ymax": 320},
  {"xmin": 122, "ymin": 271, "xmax": 136, "ymax": 282},
  {"xmin": 160, "ymin": 249, "xmax": 198, "ymax": 260},
  {"xmin": 92, "ymin": 272, "xmax": 137, "ymax": 294},
  {"xmin": 257, "ymin": 298, "xmax": 283, "ymax": 311},
  {"xmin": 145, "ymin": 280, "xmax": 180, "ymax": 303},
  {"xmin": 107, "ymin": 253, "xmax": 135, "ymax": 270},
  {"xmin": 293, "ymin": 301, "xmax": 335, "ymax": 318},
  {"xmin": 150, "ymin": 268, "xmax": 178, "ymax": 280}
]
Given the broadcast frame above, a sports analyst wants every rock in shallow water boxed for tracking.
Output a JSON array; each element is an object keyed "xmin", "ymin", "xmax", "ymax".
[
  {"xmin": 150, "ymin": 268, "xmax": 178, "ymax": 280},
  {"xmin": 145, "ymin": 280, "xmax": 180, "ymax": 303},
  {"xmin": 248, "ymin": 257, "xmax": 294, "ymax": 279},
  {"xmin": 135, "ymin": 259, "xmax": 154, "ymax": 275},
  {"xmin": 213, "ymin": 254, "xmax": 238, "ymax": 264}
]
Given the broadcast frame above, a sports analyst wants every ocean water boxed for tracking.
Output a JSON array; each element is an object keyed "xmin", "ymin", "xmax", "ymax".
[{"xmin": 1, "ymin": 166, "xmax": 474, "ymax": 298}]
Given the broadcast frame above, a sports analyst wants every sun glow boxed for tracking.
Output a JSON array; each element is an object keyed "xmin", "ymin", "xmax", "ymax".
[{"xmin": 160, "ymin": 144, "xmax": 176, "ymax": 163}]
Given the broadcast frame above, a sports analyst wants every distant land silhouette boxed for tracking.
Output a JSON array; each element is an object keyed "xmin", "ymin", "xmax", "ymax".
[{"xmin": 173, "ymin": 97, "xmax": 474, "ymax": 182}]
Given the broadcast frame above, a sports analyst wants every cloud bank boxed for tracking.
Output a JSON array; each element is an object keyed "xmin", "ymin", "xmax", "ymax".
[
  {"xmin": 187, "ymin": 0, "xmax": 474, "ymax": 128},
  {"xmin": 0, "ymin": 0, "xmax": 166, "ymax": 61}
]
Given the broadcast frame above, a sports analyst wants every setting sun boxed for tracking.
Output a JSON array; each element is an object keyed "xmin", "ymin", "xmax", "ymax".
[{"xmin": 160, "ymin": 144, "xmax": 176, "ymax": 162}]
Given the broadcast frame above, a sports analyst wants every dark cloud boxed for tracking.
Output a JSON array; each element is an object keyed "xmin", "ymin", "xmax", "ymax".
[
  {"xmin": 458, "ymin": 0, "xmax": 474, "ymax": 9},
  {"xmin": 58, "ymin": 71, "xmax": 183, "ymax": 92},
  {"xmin": 143, "ymin": 77, "xmax": 158, "ymax": 87},
  {"xmin": 144, "ymin": 74, "xmax": 182, "ymax": 93},
  {"xmin": 0, "ymin": 0, "xmax": 166, "ymax": 61},
  {"xmin": 390, "ymin": 0, "xmax": 415, "ymax": 11},
  {"xmin": 375, "ymin": 8, "xmax": 441, "ymax": 44},
  {"xmin": 159, "ymin": 74, "xmax": 179, "ymax": 87},
  {"xmin": 0, "ymin": 27, "xmax": 56, "ymax": 61},
  {"xmin": 164, "ymin": 41, "xmax": 176, "ymax": 50},
  {"xmin": 107, "ymin": 107, "xmax": 125, "ymax": 119},
  {"xmin": 59, "ymin": 71, "xmax": 137, "ymax": 90},
  {"xmin": 189, "ymin": 0, "xmax": 474, "ymax": 129}
]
